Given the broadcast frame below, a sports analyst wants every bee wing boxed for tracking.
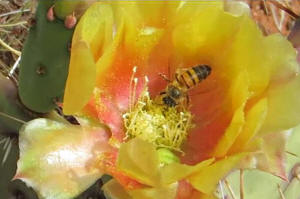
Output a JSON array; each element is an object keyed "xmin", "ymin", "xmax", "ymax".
[{"xmin": 189, "ymin": 79, "xmax": 218, "ymax": 96}]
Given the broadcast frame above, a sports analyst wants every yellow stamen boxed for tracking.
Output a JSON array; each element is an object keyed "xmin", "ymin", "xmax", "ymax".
[
  {"xmin": 129, "ymin": 66, "xmax": 137, "ymax": 111},
  {"xmin": 123, "ymin": 81, "xmax": 193, "ymax": 152}
]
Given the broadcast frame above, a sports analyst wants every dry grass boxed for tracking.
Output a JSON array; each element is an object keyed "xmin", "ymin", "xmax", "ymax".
[
  {"xmin": 0, "ymin": 0, "xmax": 35, "ymax": 81},
  {"xmin": 244, "ymin": 0, "xmax": 300, "ymax": 36}
]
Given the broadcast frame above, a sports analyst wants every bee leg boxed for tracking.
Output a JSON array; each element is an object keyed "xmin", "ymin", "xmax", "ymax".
[
  {"xmin": 185, "ymin": 94, "xmax": 190, "ymax": 107},
  {"xmin": 159, "ymin": 73, "xmax": 171, "ymax": 82},
  {"xmin": 168, "ymin": 61, "xmax": 171, "ymax": 80},
  {"xmin": 167, "ymin": 58, "xmax": 174, "ymax": 81},
  {"xmin": 177, "ymin": 93, "xmax": 189, "ymax": 109}
]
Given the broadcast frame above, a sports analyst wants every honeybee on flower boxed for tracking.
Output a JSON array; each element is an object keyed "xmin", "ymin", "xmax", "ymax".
[{"xmin": 157, "ymin": 64, "xmax": 211, "ymax": 108}]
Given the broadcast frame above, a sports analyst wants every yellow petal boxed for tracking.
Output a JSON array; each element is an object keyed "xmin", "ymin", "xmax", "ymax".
[
  {"xmin": 161, "ymin": 158, "xmax": 215, "ymax": 185},
  {"xmin": 226, "ymin": 17, "xmax": 298, "ymax": 100},
  {"xmin": 113, "ymin": 1, "xmax": 165, "ymax": 26},
  {"xmin": 189, "ymin": 153, "xmax": 247, "ymax": 194},
  {"xmin": 264, "ymin": 34, "xmax": 299, "ymax": 83},
  {"xmin": 117, "ymin": 138, "xmax": 160, "ymax": 186},
  {"xmin": 224, "ymin": 1, "xmax": 250, "ymax": 16},
  {"xmin": 134, "ymin": 27, "xmax": 164, "ymax": 58},
  {"xmin": 95, "ymin": 19, "xmax": 124, "ymax": 78},
  {"xmin": 212, "ymin": 71, "xmax": 249, "ymax": 157},
  {"xmin": 111, "ymin": 2, "xmax": 165, "ymax": 58},
  {"xmin": 63, "ymin": 2, "xmax": 115, "ymax": 115},
  {"xmin": 229, "ymin": 98, "xmax": 268, "ymax": 153},
  {"xmin": 260, "ymin": 75, "xmax": 300, "ymax": 134},
  {"xmin": 212, "ymin": 107, "xmax": 244, "ymax": 157},
  {"xmin": 128, "ymin": 183, "xmax": 178, "ymax": 199},
  {"xmin": 72, "ymin": 2, "xmax": 114, "ymax": 60},
  {"xmin": 135, "ymin": 2, "xmax": 165, "ymax": 26},
  {"xmin": 226, "ymin": 17, "xmax": 269, "ymax": 98},
  {"xmin": 111, "ymin": 2, "xmax": 142, "ymax": 54},
  {"xmin": 172, "ymin": 3, "xmax": 241, "ymax": 63},
  {"xmin": 102, "ymin": 179, "xmax": 132, "ymax": 199},
  {"xmin": 63, "ymin": 41, "xmax": 96, "ymax": 115}
]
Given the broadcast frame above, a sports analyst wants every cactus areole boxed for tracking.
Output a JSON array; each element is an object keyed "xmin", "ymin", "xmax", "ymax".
[{"xmin": 19, "ymin": 1, "xmax": 74, "ymax": 113}]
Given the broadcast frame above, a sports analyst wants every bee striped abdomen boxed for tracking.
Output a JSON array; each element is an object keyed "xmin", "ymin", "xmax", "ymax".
[
  {"xmin": 192, "ymin": 65, "xmax": 211, "ymax": 82},
  {"xmin": 177, "ymin": 64, "xmax": 211, "ymax": 89}
]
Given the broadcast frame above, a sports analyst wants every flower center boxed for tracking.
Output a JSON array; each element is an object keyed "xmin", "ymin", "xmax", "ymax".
[{"xmin": 123, "ymin": 75, "xmax": 194, "ymax": 152}]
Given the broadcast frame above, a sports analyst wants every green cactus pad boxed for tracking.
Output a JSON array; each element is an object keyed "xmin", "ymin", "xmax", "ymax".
[
  {"xmin": 18, "ymin": 0, "xmax": 74, "ymax": 113},
  {"xmin": 0, "ymin": 74, "xmax": 33, "ymax": 134},
  {"xmin": 0, "ymin": 134, "xmax": 38, "ymax": 199},
  {"xmin": 225, "ymin": 127, "xmax": 300, "ymax": 199},
  {"xmin": 225, "ymin": 169, "xmax": 282, "ymax": 199}
]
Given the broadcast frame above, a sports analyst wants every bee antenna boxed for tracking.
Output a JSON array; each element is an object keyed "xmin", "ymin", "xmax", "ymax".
[{"xmin": 159, "ymin": 73, "xmax": 171, "ymax": 82}]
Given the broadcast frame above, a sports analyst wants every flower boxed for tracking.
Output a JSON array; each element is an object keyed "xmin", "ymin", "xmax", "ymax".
[{"xmin": 15, "ymin": 1, "xmax": 300, "ymax": 199}]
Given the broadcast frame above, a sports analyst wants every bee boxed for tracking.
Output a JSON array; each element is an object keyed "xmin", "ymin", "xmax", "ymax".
[{"xmin": 158, "ymin": 64, "xmax": 212, "ymax": 108}]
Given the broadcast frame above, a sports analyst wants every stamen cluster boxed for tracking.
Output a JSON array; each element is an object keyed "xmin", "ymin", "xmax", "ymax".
[{"xmin": 123, "ymin": 82, "xmax": 193, "ymax": 151}]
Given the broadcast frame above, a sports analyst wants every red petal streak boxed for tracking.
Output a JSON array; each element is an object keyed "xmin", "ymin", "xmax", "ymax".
[
  {"xmin": 176, "ymin": 180, "xmax": 194, "ymax": 199},
  {"xmin": 182, "ymin": 113, "xmax": 232, "ymax": 164},
  {"xmin": 182, "ymin": 73, "xmax": 232, "ymax": 164},
  {"xmin": 257, "ymin": 132, "xmax": 288, "ymax": 180},
  {"xmin": 176, "ymin": 180, "xmax": 203, "ymax": 199}
]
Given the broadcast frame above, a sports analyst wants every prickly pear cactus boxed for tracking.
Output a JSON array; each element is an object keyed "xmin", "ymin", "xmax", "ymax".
[
  {"xmin": 225, "ymin": 127, "xmax": 300, "ymax": 199},
  {"xmin": 0, "ymin": 74, "xmax": 33, "ymax": 134},
  {"xmin": 0, "ymin": 72, "xmax": 37, "ymax": 199},
  {"xmin": 18, "ymin": 0, "xmax": 74, "ymax": 113}
]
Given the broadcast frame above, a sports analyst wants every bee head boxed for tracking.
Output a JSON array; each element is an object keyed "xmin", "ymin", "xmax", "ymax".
[
  {"xmin": 168, "ymin": 85, "xmax": 182, "ymax": 99},
  {"xmin": 163, "ymin": 96, "xmax": 177, "ymax": 107}
]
